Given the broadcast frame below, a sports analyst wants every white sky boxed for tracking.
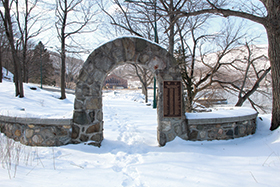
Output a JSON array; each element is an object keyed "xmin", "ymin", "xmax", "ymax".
[{"xmin": 1, "ymin": 0, "xmax": 268, "ymax": 61}]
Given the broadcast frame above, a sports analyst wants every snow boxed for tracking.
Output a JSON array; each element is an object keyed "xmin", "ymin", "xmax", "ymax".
[
  {"xmin": 0, "ymin": 80, "xmax": 280, "ymax": 187},
  {"xmin": 186, "ymin": 107, "xmax": 257, "ymax": 119},
  {"xmin": 0, "ymin": 81, "xmax": 75, "ymax": 119},
  {"xmin": 2, "ymin": 67, "xmax": 13, "ymax": 81}
]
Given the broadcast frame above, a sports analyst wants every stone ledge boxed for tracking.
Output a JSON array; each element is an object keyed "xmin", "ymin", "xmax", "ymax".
[
  {"xmin": 183, "ymin": 108, "xmax": 258, "ymax": 141},
  {"xmin": 0, "ymin": 115, "xmax": 72, "ymax": 146},
  {"xmin": 186, "ymin": 113, "xmax": 258, "ymax": 125},
  {"xmin": 0, "ymin": 115, "xmax": 71, "ymax": 126}
]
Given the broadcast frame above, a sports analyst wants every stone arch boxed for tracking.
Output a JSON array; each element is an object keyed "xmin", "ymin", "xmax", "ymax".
[{"xmin": 72, "ymin": 37, "xmax": 186, "ymax": 147}]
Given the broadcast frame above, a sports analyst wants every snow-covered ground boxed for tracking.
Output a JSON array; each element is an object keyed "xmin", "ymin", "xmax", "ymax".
[{"xmin": 0, "ymin": 80, "xmax": 279, "ymax": 187}]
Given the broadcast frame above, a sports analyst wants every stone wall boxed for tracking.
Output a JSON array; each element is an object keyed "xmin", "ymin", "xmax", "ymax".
[
  {"xmin": 0, "ymin": 109, "xmax": 258, "ymax": 146},
  {"xmin": 0, "ymin": 115, "xmax": 71, "ymax": 146},
  {"xmin": 180, "ymin": 112, "xmax": 258, "ymax": 141}
]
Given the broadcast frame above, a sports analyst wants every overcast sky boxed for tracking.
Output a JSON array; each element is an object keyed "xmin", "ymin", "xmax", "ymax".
[{"xmin": 1, "ymin": 0, "xmax": 269, "ymax": 61}]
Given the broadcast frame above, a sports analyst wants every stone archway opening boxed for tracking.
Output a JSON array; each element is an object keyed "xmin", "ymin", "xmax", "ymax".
[
  {"xmin": 71, "ymin": 37, "xmax": 186, "ymax": 147},
  {"xmin": 101, "ymin": 64, "xmax": 158, "ymax": 144}
]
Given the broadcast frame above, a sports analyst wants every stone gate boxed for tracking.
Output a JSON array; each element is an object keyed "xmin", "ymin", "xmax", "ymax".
[
  {"xmin": 71, "ymin": 36, "xmax": 186, "ymax": 147},
  {"xmin": 0, "ymin": 37, "xmax": 258, "ymax": 147}
]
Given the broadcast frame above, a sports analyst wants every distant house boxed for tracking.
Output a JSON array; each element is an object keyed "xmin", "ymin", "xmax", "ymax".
[{"xmin": 104, "ymin": 74, "xmax": 128, "ymax": 89}]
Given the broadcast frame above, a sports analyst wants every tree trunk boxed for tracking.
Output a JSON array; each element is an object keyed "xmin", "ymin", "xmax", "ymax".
[
  {"xmin": 23, "ymin": 0, "xmax": 28, "ymax": 83},
  {"xmin": 0, "ymin": 48, "xmax": 2, "ymax": 83},
  {"xmin": 168, "ymin": 0, "xmax": 174, "ymax": 55},
  {"xmin": 142, "ymin": 68, "xmax": 148, "ymax": 103},
  {"xmin": 23, "ymin": 35, "xmax": 28, "ymax": 83},
  {"xmin": 1, "ymin": 0, "xmax": 24, "ymax": 97},
  {"xmin": 10, "ymin": 43, "xmax": 24, "ymax": 97},
  {"xmin": 60, "ymin": 38, "xmax": 66, "ymax": 99},
  {"xmin": 60, "ymin": 0, "xmax": 67, "ymax": 100},
  {"xmin": 142, "ymin": 86, "xmax": 148, "ymax": 103},
  {"xmin": 264, "ymin": 1, "xmax": 280, "ymax": 130},
  {"xmin": 235, "ymin": 97, "xmax": 246, "ymax": 107},
  {"xmin": 11, "ymin": 45, "xmax": 23, "ymax": 97},
  {"xmin": 266, "ymin": 28, "xmax": 280, "ymax": 130},
  {"xmin": 186, "ymin": 85, "xmax": 193, "ymax": 112},
  {"xmin": 23, "ymin": 44, "xmax": 28, "ymax": 83},
  {"xmin": 18, "ymin": 64, "xmax": 24, "ymax": 97}
]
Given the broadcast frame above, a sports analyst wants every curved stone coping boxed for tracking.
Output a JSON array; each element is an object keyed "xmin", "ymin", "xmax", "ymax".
[
  {"xmin": 0, "ymin": 115, "xmax": 72, "ymax": 125},
  {"xmin": 186, "ymin": 113, "xmax": 258, "ymax": 125},
  {"xmin": 185, "ymin": 107, "xmax": 258, "ymax": 124},
  {"xmin": 0, "ymin": 115, "xmax": 72, "ymax": 146},
  {"xmin": 183, "ymin": 107, "xmax": 258, "ymax": 141}
]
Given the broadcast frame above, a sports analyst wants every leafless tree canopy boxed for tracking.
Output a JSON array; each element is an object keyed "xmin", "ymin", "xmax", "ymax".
[{"xmin": 55, "ymin": 0, "xmax": 99, "ymax": 99}]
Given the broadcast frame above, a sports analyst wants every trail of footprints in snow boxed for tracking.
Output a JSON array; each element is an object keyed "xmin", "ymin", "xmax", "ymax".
[
  {"xmin": 113, "ymin": 151, "xmax": 146, "ymax": 186},
  {"xmin": 105, "ymin": 100, "xmax": 147, "ymax": 186}
]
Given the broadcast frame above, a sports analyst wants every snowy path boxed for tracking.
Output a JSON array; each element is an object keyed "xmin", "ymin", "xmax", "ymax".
[{"xmin": 102, "ymin": 92, "xmax": 157, "ymax": 186}]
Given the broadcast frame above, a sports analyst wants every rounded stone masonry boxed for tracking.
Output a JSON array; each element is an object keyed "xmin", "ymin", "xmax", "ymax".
[
  {"xmin": 179, "ymin": 107, "xmax": 258, "ymax": 141},
  {"xmin": 0, "ymin": 115, "xmax": 72, "ymax": 146},
  {"xmin": 73, "ymin": 36, "xmax": 185, "ymax": 147},
  {"xmin": 0, "ymin": 106, "xmax": 258, "ymax": 146}
]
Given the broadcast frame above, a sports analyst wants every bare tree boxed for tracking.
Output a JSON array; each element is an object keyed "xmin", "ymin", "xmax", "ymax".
[
  {"xmin": 166, "ymin": 0, "xmax": 279, "ymax": 130},
  {"xmin": 100, "ymin": 0, "xmax": 189, "ymax": 103},
  {"xmin": 177, "ymin": 18, "xmax": 244, "ymax": 112},
  {"xmin": 100, "ymin": 0, "xmax": 189, "ymax": 54},
  {"xmin": 157, "ymin": 0, "xmax": 188, "ymax": 55},
  {"xmin": 55, "ymin": 0, "xmax": 98, "ymax": 99},
  {"xmin": 100, "ymin": 0, "xmax": 157, "ymax": 100},
  {"xmin": 215, "ymin": 43, "xmax": 271, "ymax": 112},
  {"xmin": 65, "ymin": 55, "xmax": 83, "ymax": 89},
  {"xmin": 0, "ymin": 20, "xmax": 8, "ymax": 82},
  {"xmin": 15, "ymin": 0, "xmax": 48, "ymax": 83},
  {"xmin": 0, "ymin": 0, "xmax": 24, "ymax": 97},
  {"xmin": 100, "ymin": 0, "xmax": 158, "ymax": 41},
  {"xmin": 129, "ymin": 64, "xmax": 154, "ymax": 103}
]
